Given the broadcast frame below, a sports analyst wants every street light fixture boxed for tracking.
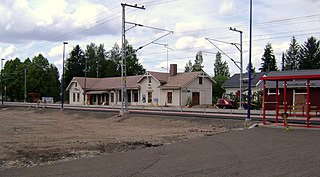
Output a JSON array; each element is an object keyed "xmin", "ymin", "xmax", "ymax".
[
  {"xmin": 1, "ymin": 58, "xmax": 5, "ymax": 106},
  {"xmin": 229, "ymin": 27, "xmax": 243, "ymax": 109},
  {"xmin": 61, "ymin": 42, "xmax": 68, "ymax": 110},
  {"xmin": 152, "ymin": 42, "xmax": 173, "ymax": 73}
]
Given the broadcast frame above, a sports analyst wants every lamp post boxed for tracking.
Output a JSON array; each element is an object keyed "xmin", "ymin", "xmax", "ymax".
[
  {"xmin": 84, "ymin": 55, "xmax": 87, "ymax": 105},
  {"xmin": 1, "ymin": 58, "xmax": 5, "ymax": 106},
  {"xmin": 61, "ymin": 42, "xmax": 68, "ymax": 110},
  {"xmin": 24, "ymin": 67, "xmax": 27, "ymax": 103},
  {"xmin": 152, "ymin": 42, "xmax": 173, "ymax": 73},
  {"xmin": 229, "ymin": 27, "xmax": 243, "ymax": 109},
  {"xmin": 247, "ymin": 0, "xmax": 253, "ymax": 123}
]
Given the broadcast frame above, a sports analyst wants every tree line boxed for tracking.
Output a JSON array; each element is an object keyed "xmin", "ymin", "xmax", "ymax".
[
  {"xmin": 1, "ymin": 54, "xmax": 60, "ymax": 102},
  {"xmin": 64, "ymin": 41, "xmax": 145, "ymax": 91},
  {"xmin": 183, "ymin": 36, "xmax": 320, "ymax": 101},
  {"xmin": 1, "ymin": 41, "xmax": 145, "ymax": 102},
  {"xmin": 259, "ymin": 36, "xmax": 320, "ymax": 72}
]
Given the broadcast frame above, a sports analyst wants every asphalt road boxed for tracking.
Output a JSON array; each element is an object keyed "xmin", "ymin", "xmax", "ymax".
[{"xmin": 1, "ymin": 127, "xmax": 320, "ymax": 177}]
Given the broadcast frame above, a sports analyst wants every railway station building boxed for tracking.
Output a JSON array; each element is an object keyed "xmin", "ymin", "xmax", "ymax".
[{"xmin": 66, "ymin": 64, "xmax": 215, "ymax": 107}]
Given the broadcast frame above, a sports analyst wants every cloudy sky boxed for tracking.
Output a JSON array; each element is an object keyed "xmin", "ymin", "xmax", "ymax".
[{"xmin": 1, "ymin": 0, "xmax": 320, "ymax": 76}]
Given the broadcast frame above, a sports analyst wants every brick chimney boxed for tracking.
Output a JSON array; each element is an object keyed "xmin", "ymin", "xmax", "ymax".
[{"xmin": 170, "ymin": 64, "xmax": 177, "ymax": 76}]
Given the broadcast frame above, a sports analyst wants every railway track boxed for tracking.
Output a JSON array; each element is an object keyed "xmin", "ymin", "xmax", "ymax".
[{"xmin": 3, "ymin": 102, "xmax": 320, "ymax": 127}]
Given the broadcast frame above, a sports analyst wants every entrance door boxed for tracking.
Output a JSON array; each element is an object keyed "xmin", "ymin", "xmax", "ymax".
[
  {"xmin": 192, "ymin": 92, "xmax": 200, "ymax": 106},
  {"xmin": 106, "ymin": 93, "xmax": 109, "ymax": 105}
]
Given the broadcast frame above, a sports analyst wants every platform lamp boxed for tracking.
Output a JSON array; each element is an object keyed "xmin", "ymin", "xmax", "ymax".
[
  {"xmin": 1, "ymin": 58, "xmax": 5, "ymax": 106},
  {"xmin": 61, "ymin": 42, "xmax": 68, "ymax": 110}
]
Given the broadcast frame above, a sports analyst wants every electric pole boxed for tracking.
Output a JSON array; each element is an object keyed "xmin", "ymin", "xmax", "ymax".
[
  {"xmin": 229, "ymin": 27, "xmax": 243, "ymax": 109},
  {"xmin": 120, "ymin": 3, "xmax": 145, "ymax": 116}
]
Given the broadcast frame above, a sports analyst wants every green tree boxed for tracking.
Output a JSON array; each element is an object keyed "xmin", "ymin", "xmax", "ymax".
[
  {"xmin": 65, "ymin": 45, "xmax": 85, "ymax": 88},
  {"xmin": 126, "ymin": 44, "xmax": 145, "ymax": 76},
  {"xmin": 184, "ymin": 60, "xmax": 193, "ymax": 72},
  {"xmin": 281, "ymin": 52, "xmax": 285, "ymax": 71},
  {"xmin": 259, "ymin": 43, "xmax": 277, "ymax": 72},
  {"xmin": 299, "ymin": 36, "xmax": 320, "ymax": 69},
  {"xmin": 285, "ymin": 36, "xmax": 300, "ymax": 70},
  {"xmin": 2, "ymin": 58, "xmax": 24, "ymax": 101},
  {"xmin": 106, "ymin": 41, "xmax": 145, "ymax": 76},
  {"xmin": 107, "ymin": 43, "xmax": 121, "ymax": 76},
  {"xmin": 247, "ymin": 62, "xmax": 256, "ymax": 73},
  {"xmin": 192, "ymin": 51, "xmax": 204, "ymax": 71},
  {"xmin": 214, "ymin": 51, "xmax": 230, "ymax": 77},
  {"xmin": 212, "ymin": 52, "xmax": 230, "ymax": 100},
  {"xmin": 213, "ymin": 75, "xmax": 229, "ymax": 100},
  {"xmin": 85, "ymin": 43, "xmax": 98, "ymax": 78},
  {"xmin": 2, "ymin": 55, "xmax": 60, "ymax": 102},
  {"xmin": 27, "ymin": 54, "xmax": 60, "ymax": 101}
]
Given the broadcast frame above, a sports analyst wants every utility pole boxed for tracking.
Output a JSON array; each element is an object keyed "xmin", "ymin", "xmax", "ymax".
[
  {"xmin": 120, "ymin": 3, "xmax": 145, "ymax": 116},
  {"xmin": 247, "ymin": 0, "xmax": 253, "ymax": 123},
  {"xmin": 61, "ymin": 41, "xmax": 68, "ymax": 110},
  {"xmin": 229, "ymin": 27, "xmax": 243, "ymax": 109}
]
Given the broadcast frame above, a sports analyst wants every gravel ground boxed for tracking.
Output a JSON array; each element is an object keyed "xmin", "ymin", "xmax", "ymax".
[{"xmin": 0, "ymin": 107, "xmax": 247, "ymax": 170}]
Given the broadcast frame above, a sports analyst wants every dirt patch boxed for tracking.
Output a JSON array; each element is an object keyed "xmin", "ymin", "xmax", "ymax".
[{"xmin": 0, "ymin": 107, "xmax": 244, "ymax": 170}]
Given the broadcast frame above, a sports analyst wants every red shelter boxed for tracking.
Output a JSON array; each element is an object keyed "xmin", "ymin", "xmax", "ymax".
[{"xmin": 260, "ymin": 71, "xmax": 320, "ymax": 128}]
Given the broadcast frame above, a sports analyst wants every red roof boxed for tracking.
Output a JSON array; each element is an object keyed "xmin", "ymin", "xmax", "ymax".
[{"xmin": 260, "ymin": 74, "xmax": 320, "ymax": 81}]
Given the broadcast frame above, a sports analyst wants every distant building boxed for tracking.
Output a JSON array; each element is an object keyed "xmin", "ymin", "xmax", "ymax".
[
  {"xmin": 66, "ymin": 64, "xmax": 215, "ymax": 107},
  {"xmin": 222, "ymin": 72, "xmax": 267, "ymax": 95}
]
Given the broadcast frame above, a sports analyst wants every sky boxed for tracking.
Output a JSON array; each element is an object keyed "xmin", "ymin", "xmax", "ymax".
[{"xmin": 1, "ymin": 0, "xmax": 320, "ymax": 77}]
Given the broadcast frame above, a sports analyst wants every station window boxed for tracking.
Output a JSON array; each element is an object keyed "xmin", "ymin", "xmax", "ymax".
[
  {"xmin": 199, "ymin": 77, "xmax": 203, "ymax": 85},
  {"xmin": 167, "ymin": 92, "xmax": 172, "ymax": 104},
  {"xmin": 148, "ymin": 92, "xmax": 152, "ymax": 103}
]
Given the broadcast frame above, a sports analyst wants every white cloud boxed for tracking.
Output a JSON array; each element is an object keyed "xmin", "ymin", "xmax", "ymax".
[
  {"xmin": 0, "ymin": 45, "xmax": 17, "ymax": 59},
  {"xmin": 71, "ymin": 3, "xmax": 108, "ymax": 28},
  {"xmin": 218, "ymin": 0, "xmax": 235, "ymax": 15},
  {"xmin": 175, "ymin": 36, "xmax": 195, "ymax": 50},
  {"xmin": 47, "ymin": 44, "xmax": 71, "ymax": 67},
  {"xmin": 175, "ymin": 21, "xmax": 203, "ymax": 33}
]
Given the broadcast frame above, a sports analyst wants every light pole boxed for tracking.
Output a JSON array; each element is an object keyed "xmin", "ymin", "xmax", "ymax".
[
  {"xmin": 1, "ymin": 58, "xmax": 5, "ymax": 106},
  {"xmin": 229, "ymin": 27, "xmax": 243, "ymax": 109},
  {"xmin": 61, "ymin": 42, "xmax": 68, "ymax": 110},
  {"xmin": 247, "ymin": 0, "xmax": 253, "ymax": 123},
  {"xmin": 84, "ymin": 56, "xmax": 87, "ymax": 105},
  {"xmin": 24, "ymin": 67, "xmax": 27, "ymax": 103},
  {"xmin": 152, "ymin": 42, "xmax": 173, "ymax": 73}
]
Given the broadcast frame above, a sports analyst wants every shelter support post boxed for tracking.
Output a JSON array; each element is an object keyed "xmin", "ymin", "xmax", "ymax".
[
  {"xmin": 306, "ymin": 79, "xmax": 310, "ymax": 128},
  {"xmin": 276, "ymin": 81, "xmax": 279, "ymax": 123},
  {"xmin": 263, "ymin": 80, "xmax": 266, "ymax": 125},
  {"xmin": 283, "ymin": 81, "xmax": 287, "ymax": 126}
]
